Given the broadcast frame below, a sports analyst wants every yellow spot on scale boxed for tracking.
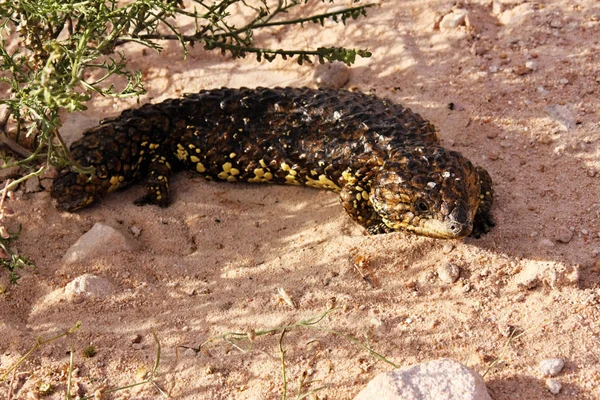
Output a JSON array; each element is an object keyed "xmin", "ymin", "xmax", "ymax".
[
  {"xmin": 196, "ymin": 163, "xmax": 206, "ymax": 173},
  {"xmin": 188, "ymin": 144, "xmax": 196, "ymax": 149},
  {"xmin": 289, "ymin": 169, "xmax": 297, "ymax": 176},
  {"xmin": 141, "ymin": 141, "xmax": 148, "ymax": 147},
  {"xmin": 281, "ymin": 162, "xmax": 290, "ymax": 171},
  {"xmin": 222, "ymin": 162, "xmax": 232, "ymax": 173},
  {"xmin": 218, "ymin": 171, "xmax": 228, "ymax": 180},
  {"xmin": 362, "ymin": 191, "xmax": 369, "ymax": 200},
  {"xmin": 176, "ymin": 144, "xmax": 188, "ymax": 161},
  {"xmin": 356, "ymin": 192, "xmax": 362, "ymax": 201},
  {"xmin": 342, "ymin": 170, "xmax": 357, "ymax": 184},
  {"xmin": 227, "ymin": 176, "xmax": 237, "ymax": 182},
  {"xmin": 229, "ymin": 153, "xmax": 236, "ymax": 159},
  {"xmin": 310, "ymin": 170, "xmax": 318, "ymax": 176},
  {"xmin": 305, "ymin": 174, "xmax": 341, "ymax": 192},
  {"xmin": 108, "ymin": 175, "xmax": 123, "ymax": 192},
  {"xmin": 190, "ymin": 155, "xmax": 200, "ymax": 163},
  {"xmin": 264, "ymin": 172, "xmax": 273, "ymax": 180},
  {"xmin": 196, "ymin": 148, "xmax": 201, "ymax": 153},
  {"xmin": 253, "ymin": 168, "xmax": 265, "ymax": 178},
  {"xmin": 230, "ymin": 168, "xmax": 240, "ymax": 176},
  {"xmin": 149, "ymin": 143, "xmax": 159, "ymax": 150},
  {"xmin": 259, "ymin": 159, "xmax": 267, "ymax": 168}
]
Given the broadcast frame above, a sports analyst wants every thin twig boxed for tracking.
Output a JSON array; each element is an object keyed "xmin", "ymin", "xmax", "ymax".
[
  {"xmin": 0, "ymin": 178, "xmax": 11, "ymax": 222},
  {"xmin": 279, "ymin": 329, "xmax": 288, "ymax": 400},
  {"xmin": 0, "ymin": 322, "xmax": 82, "ymax": 382},
  {"xmin": 7, "ymin": 366, "xmax": 17, "ymax": 400}
]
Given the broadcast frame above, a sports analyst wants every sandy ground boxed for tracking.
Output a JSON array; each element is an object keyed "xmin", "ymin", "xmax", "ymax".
[{"xmin": 2, "ymin": 0, "xmax": 600, "ymax": 399}]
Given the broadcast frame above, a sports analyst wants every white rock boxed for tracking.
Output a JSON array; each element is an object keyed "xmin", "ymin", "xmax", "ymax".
[
  {"xmin": 63, "ymin": 223, "xmax": 141, "ymax": 263},
  {"xmin": 546, "ymin": 378, "xmax": 562, "ymax": 394},
  {"xmin": 313, "ymin": 61, "xmax": 350, "ymax": 89},
  {"xmin": 65, "ymin": 274, "xmax": 114, "ymax": 299},
  {"xmin": 440, "ymin": 9, "xmax": 468, "ymax": 30},
  {"xmin": 354, "ymin": 359, "xmax": 492, "ymax": 400},
  {"xmin": 499, "ymin": 3, "xmax": 534, "ymax": 25},
  {"xmin": 514, "ymin": 263, "xmax": 542, "ymax": 290},
  {"xmin": 539, "ymin": 358, "xmax": 565, "ymax": 377}
]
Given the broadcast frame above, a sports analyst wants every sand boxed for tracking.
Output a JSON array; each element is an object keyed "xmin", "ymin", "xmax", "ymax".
[{"xmin": 1, "ymin": 1, "xmax": 600, "ymax": 399}]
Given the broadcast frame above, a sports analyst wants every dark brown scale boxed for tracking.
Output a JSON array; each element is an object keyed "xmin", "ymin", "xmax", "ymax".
[{"xmin": 52, "ymin": 87, "xmax": 495, "ymax": 239}]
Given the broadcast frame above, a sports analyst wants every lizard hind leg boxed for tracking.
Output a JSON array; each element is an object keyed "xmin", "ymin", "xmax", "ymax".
[{"xmin": 134, "ymin": 154, "xmax": 173, "ymax": 207}]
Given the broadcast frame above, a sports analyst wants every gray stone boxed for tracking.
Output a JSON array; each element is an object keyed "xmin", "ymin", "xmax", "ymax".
[
  {"xmin": 555, "ymin": 226, "xmax": 574, "ymax": 243},
  {"xmin": 539, "ymin": 358, "xmax": 565, "ymax": 377},
  {"xmin": 313, "ymin": 61, "xmax": 350, "ymax": 89},
  {"xmin": 353, "ymin": 359, "xmax": 492, "ymax": 400},
  {"xmin": 545, "ymin": 105, "xmax": 575, "ymax": 131},
  {"xmin": 63, "ymin": 223, "xmax": 141, "ymax": 263},
  {"xmin": 65, "ymin": 274, "xmax": 114, "ymax": 299}
]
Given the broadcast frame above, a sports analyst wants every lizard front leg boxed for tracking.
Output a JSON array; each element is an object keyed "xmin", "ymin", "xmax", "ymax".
[{"xmin": 471, "ymin": 166, "xmax": 495, "ymax": 238}]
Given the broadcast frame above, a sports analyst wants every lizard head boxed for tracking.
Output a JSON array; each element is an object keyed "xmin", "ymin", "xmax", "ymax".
[
  {"xmin": 370, "ymin": 145, "xmax": 481, "ymax": 239},
  {"xmin": 51, "ymin": 169, "xmax": 104, "ymax": 212}
]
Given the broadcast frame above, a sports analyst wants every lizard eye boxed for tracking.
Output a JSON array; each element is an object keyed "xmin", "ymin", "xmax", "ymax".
[{"xmin": 416, "ymin": 200, "xmax": 429, "ymax": 213}]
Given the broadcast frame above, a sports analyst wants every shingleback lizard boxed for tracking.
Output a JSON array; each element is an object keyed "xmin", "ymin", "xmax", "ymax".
[{"xmin": 51, "ymin": 87, "xmax": 495, "ymax": 239}]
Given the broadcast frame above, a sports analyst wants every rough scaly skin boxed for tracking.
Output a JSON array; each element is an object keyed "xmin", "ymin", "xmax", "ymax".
[{"xmin": 51, "ymin": 87, "xmax": 495, "ymax": 239}]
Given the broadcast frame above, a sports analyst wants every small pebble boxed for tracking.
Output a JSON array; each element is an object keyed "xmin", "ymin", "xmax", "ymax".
[
  {"xmin": 549, "ymin": 19, "xmax": 563, "ymax": 29},
  {"xmin": 131, "ymin": 334, "xmax": 142, "ymax": 344},
  {"xmin": 517, "ymin": 274, "xmax": 539, "ymax": 290},
  {"xmin": 539, "ymin": 358, "xmax": 565, "ymax": 377},
  {"xmin": 39, "ymin": 178, "xmax": 54, "ymax": 190},
  {"xmin": 183, "ymin": 348, "xmax": 197, "ymax": 357},
  {"xmin": 313, "ymin": 62, "xmax": 350, "ymax": 89},
  {"xmin": 539, "ymin": 238, "xmax": 555, "ymax": 248},
  {"xmin": 437, "ymin": 262, "xmax": 461, "ymax": 284},
  {"xmin": 555, "ymin": 226, "xmax": 574, "ymax": 243},
  {"xmin": 441, "ymin": 243, "xmax": 454, "ymax": 254},
  {"xmin": 546, "ymin": 378, "xmax": 562, "ymax": 394},
  {"xmin": 132, "ymin": 343, "xmax": 144, "ymax": 350},
  {"xmin": 129, "ymin": 225, "xmax": 142, "ymax": 237},
  {"xmin": 486, "ymin": 130, "xmax": 498, "ymax": 139},
  {"xmin": 439, "ymin": 9, "xmax": 468, "ymax": 30},
  {"xmin": 24, "ymin": 176, "xmax": 41, "ymax": 193},
  {"xmin": 559, "ymin": 78, "xmax": 569, "ymax": 85},
  {"xmin": 525, "ymin": 60, "xmax": 538, "ymax": 71},
  {"xmin": 513, "ymin": 64, "xmax": 532, "ymax": 76}
]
